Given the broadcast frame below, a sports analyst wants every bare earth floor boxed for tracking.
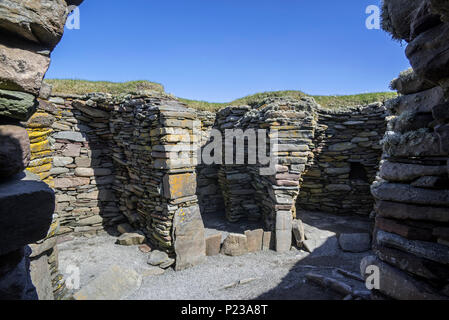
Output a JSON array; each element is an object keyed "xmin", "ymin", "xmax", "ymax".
[{"xmin": 57, "ymin": 211, "xmax": 373, "ymax": 300}]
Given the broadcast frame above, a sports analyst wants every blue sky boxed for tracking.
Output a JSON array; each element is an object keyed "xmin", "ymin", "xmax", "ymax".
[{"xmin": 46, "ymin": 0, "xmax": 410, "ymax": 102}]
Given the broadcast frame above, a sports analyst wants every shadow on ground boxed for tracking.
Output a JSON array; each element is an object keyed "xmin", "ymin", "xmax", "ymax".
[{"xmin": 256, "ymin": 210, "xmax": 373, "ymax": 300}]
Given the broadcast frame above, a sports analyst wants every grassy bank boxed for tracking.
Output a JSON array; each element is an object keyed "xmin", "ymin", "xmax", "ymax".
[
  {"xmin": 45, "ymin": 79, "xmax": 164, "ymax": 95},
  {"xmin": 45, "ymin": 79, "xmax": 397, "ymax": 111},
  {"xmin": 179, "ymin": 90, "xmax": 397, "ymax": 111}
]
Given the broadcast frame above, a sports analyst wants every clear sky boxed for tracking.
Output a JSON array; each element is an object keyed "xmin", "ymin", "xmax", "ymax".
[{"xmin": 46, "ymin": 0, "xmax": 411, "ymax": 102}]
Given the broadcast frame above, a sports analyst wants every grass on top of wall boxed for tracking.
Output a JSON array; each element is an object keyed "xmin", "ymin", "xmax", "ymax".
[
  {"xmin": 312, "ymin": 92, "xmax": 398, "ymax": 109},
  {"xmin": 177, "ymin": 98, "xmax": 227, "ymax": 112},
  {"xmin": 45, "ymin": 79, "xmax": 165, "ymax": 95},
  {"xmin": 45, "ymin": 79, "xmax": 397, "ymax": 112},
  {"xmin": 180, "ymin": 91, "xmax": 398, "ymax": 112}
]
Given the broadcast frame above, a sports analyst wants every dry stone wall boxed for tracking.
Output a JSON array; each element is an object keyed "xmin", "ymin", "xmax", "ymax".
[
  {"xmin": 298, "ymin": 104, "xmax": 386, "ymax": 216},
  {"xmin": 196, "ymin": 111, "xmax": 225, "ymax": 217},
  {"xmin": 216, "ymin": 105, "xmax": 263, "ymax": 223},
  {"xmin": 24, "ymin": 93, "xmax": 207, "ymax": 271},
  {"xmin": 0, "ymin": 0, "xmax": 399, "ymax": 300},
  {"xmin": 361, "ymin": 0, "xmax": 449, "ymax": 300},
  {"xmin": 197, "ymin": 97, "xmax": 387, "ymax": 253},
  {"xmin": 108, "ymin": 96, "xmax": 206, "ymax": 271},
  {"xmin": 31, "ymin": 94, "xmax": 388, "ymax": 261},
  {"xmin": 49, "ymin": 94, "xmax": 122, "ymax": 236}
]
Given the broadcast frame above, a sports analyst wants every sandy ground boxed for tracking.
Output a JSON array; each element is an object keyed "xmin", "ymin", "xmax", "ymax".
[{"xmin": 57, "ymin": 211, "xmax": 372, "ymax": 300}]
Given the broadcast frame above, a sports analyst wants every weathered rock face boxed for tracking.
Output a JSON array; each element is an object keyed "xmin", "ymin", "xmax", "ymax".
[
  {"xmin": 381, "ymin": 0, "xmax": 422, "ymax": 40},
  {"xmin": 0, "ymin": 0, "xmax": 70, "ymax": 49},
  {"xmin": 0, "ymin": 172, "xmax": 54, "ymax": 255},
  {"xmin": 0, "ymin": 0, "xmax": 84, "ymax": 300},
  {"xmin": 430, "ymin": 0, "xmax": 449, "ymax": 21},
  {"xmin": 221, "ymin": 233, "xmax": 248, "ymax": 256},
  {"xmin": 29, "ymin": 243, "xmax": 56, "ymax": 301},
  {"xmin": 361, "ymin": 256, "xmax": 446, "ymax": 300},
  {"xmin": 0, "ymin": 247, "xmax": 37, "ymax": 300},
  {"xmin": 205, "ymin": 234, "xmax": 222, "ymax": 256},
  {"xmin": 0, "ymin": 38, "xmax": 51, "ymax": 95},
  {"xmin": 0, "ymin": 89, "xmax": 37, "ymax": 121},
  {"xmin": 366, "ymin": 0, "xmax": 449, "ymax": 300},
  {"xmin": 379, "ymin": 160, "xmax": 447, "ymax": 182},
  {"xmin": 73, "ymin": 265, "xmax": 142, "ymax": 300},
  {"xmin": 0, "ymin": 125, "xmax": 31, "ymax": 179},
  {"xmin": 390, "ymin": 68, "xmax": 434, "ymax": 95},
  {"xmin": 410, "ymin": 0, "xmax": 442, "ymax": 40},
  {"xmin": 406, "ymin": 22, "xmax": 449, "ymax": 83},
  {"xmin": 173, "ymin": 205, "xmax": 206, "ymax": 271}
]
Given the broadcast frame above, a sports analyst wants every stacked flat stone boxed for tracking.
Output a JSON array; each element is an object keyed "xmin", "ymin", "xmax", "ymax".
[
  {"xmin": 23, "ymin": 100, "xmax": 56, "ymax": 187},
  {"xmin": 21, "ymin": 92, "xmax": 206, "ymax": 271},
  {"xmin": 209, "ymin": 98, "xmax": 318, "ymax": 251},
  {"xmin": 110, "ymin": 96, "xmax": 206, "ymax": 270},
  {"xmin": 195, "ymin": 111, "xmax": 225, "ymax": 216},
  {"xmin": 48, "ymin": 94, "xmax": 122, "ymax": 236},
  {"xmin": 29, "ymin": 237, "xmax": 66, "ymax": 300},
  {"xmin": 216, "ymin": 105, "xmax": 261, "ymax": 222},
  {"xmin": 196, "ymin": 97, "xmax": 386, "ymax": 252},
  {"xmin": 0, "ymin": 0, "xmax": 82, "ymax": 300},
  {"xmin": 362, "ymin": 0, "xmax": 449, "ymax": 300},
  {"xmin": 297, "ymin": 104, "xmax": 386, "ymax": 215},
  {"xmin": 248, "ymin": 98, "xmax": 317, "ymax": 251}
]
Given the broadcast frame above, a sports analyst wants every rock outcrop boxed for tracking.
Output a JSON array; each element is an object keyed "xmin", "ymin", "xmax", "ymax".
[
  {"xmin": 362, "ymin": 0, "xmax": 449, "ymax": 300},
  {"xmin": 0, "ymin": 0, "xmax": 71, "ymax": 49},
  {"xmin": 0, "ymin": 0, "xmax": 83, "ymax": 301}
]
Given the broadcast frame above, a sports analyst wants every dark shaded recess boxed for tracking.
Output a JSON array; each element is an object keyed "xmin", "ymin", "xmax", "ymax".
[{"xmin": 349, "ymin": 162, "xmax": 369, "ymax": 182}]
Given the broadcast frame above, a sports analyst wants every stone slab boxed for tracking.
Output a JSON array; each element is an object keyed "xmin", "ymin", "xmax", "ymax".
[
  {"xmin": 379, "ymin": 160, "xmax": 447, "ymax": 182},
  {"xmin": 29, "ymin": 253, "xmax": 54, "ymax": 300},
  {"xmin": 376, "ymin": 230, "xmax": 449, "ymax": 265},
  {"xmin": 0, "ymin": 172, "xmax": 54, "ymax": 255},
  {"xmin": 0, "ymin": 125, "xmax": 31, "ymax": 179},
  {"xmin": 371, "ymin": 181, "xmax": 449, "ymax": 206},
  {"xmin": 0, "ymin": 89, "xmax": 37, "ymax": 121},
  {"xmin": 244, "ymin": 229, "xmax": 263, "ymax": 253},
  {"xmin": 73, "ymin": 265, "xmax": 142, "ymax": 300},
  {"xmin": 0, "ymin": 39, "xmax": 50, "ymax": 95},
  {"xmin": 173, "ymin": 205, "xmax": 206, "ymax": 271},
  {"xmin": 221, "ymin": 234, "xmax": 248, "ymax": 256},
  {"xmin": 53, "ymin": 131, "xmax": 86, "ymax": 142},
  {"xmin": 205, "ymin": 234, "xmax": 222, "ymax": 256},
  {"xmin": 163, "ymin": 173, "xmax": 197, "ymax": 200},
  {"xmin": 375, "ymin": 245, "xmax": 449, "ymax": 282},
  {"xmin": 292, "ymin": 219, "xmax": 305, "ymax": 247},
  {"xmin": 275, "ymin": 211, "xmax": 292, "ymax": 252},
  {"xmin": 375, "ymin": 200, "xmax": 449, "ymax": 223},
  {"xmin": 360, "ymin": 256, "xmax": 444, "ymax": 300}
]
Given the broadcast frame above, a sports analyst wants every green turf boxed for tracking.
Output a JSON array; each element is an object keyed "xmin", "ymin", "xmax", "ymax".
[
  {"xmin": 45, "ymin": 79, "xmax": 397, "ymax": 112},
  {"xmin": 44, "ymin": 79, "xmax": 164, "ymax": 95}
]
